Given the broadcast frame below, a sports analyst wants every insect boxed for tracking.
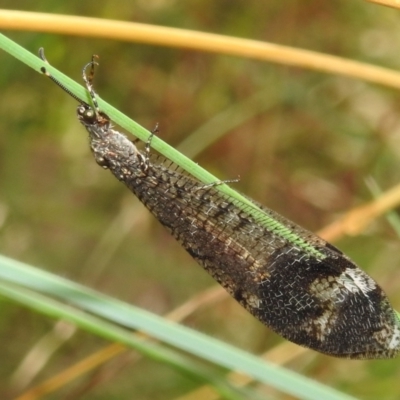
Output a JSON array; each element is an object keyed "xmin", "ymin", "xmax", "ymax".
[{"xmin": 39, "ymin": 49, "xmax": 400, "ymax": 359}]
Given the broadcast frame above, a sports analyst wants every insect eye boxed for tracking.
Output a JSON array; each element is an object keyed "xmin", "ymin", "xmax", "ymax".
[
  {"xmin": 84, "ymin": 110, "xmax": 95, "ymax": 119},
  {"xmin": 77, "ymin": 106, "xmax": 96, "ymax": 122}
]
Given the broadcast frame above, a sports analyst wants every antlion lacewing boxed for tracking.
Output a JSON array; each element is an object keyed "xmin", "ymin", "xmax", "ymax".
[{"xmin": 39, "ymin": 49, "xmax": 400, "ymax": 359}]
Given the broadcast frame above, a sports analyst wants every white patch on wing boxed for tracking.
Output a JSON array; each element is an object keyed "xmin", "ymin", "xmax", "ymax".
[
  {"xmin": 338, "ymin": 268, "xmax": 376, "ymax": 298},
  {"xmin": 310, "ymin": 268, "xmax": 377, "ymax": 309}
]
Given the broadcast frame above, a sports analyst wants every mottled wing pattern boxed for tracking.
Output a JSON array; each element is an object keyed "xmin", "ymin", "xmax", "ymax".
[{"xmin": 110, "ymin": 153, "xmax": 400, "ymax": 359}]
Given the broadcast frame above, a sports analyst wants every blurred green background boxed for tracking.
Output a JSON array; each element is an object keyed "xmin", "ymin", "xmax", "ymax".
[{"xmin": 1, "ymin": 1, "xmax": 400, "ymax": 399}]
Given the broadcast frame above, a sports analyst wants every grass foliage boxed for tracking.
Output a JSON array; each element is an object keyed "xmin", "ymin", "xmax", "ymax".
[{"xmin": 0, "ymin": 3, "xmax": 400, "ymax": 399}]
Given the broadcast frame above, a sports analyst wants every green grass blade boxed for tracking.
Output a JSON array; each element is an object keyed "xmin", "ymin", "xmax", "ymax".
[
  {"xmin": 0, "ymin": 254, "xmax": 358, "ymax": 400},
  {"xmin": 0, "ymin": 281, "xmax": 248, "ymax": 400},
  {"xmin": 0, "ymin": 32, "xmax": 325, "ymax": 259}
]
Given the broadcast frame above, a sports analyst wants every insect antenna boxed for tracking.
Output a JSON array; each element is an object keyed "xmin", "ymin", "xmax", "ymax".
[{"xmin": 81, "ymin": 54, "xmax": 101, "ymax": 113}]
